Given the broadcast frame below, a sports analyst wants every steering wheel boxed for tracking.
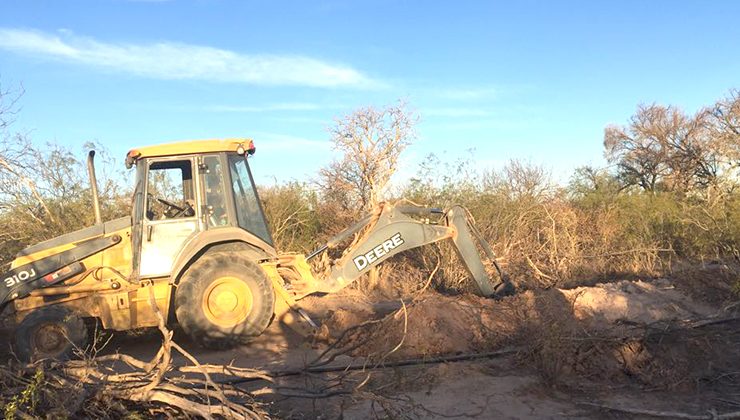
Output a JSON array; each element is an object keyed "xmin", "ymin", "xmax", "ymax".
[
  {"xmin": 156, "ymin": 197, "xmax": 185, "ymax": 212},
  {"xmin": 156, "ymin": 197, "xmax": 194, "ymax": 218}
]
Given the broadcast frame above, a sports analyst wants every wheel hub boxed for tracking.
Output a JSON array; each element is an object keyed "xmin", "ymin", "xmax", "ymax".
[
  {"xmin": 215, "ymin": 290, "xmax": 239, "ymax": 312},
  {"xmin": 203, "ymin": 276, "xmax": 253, "ymax": 327},
  {"xmin": 32, "ymin": 322, "xmax": 67, "ymax": 356}
]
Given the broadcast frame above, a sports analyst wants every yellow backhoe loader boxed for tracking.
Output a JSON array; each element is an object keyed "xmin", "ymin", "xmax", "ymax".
[{"xmin": 0, "ymin": 139, "xmax": 512, "ymax": 361}]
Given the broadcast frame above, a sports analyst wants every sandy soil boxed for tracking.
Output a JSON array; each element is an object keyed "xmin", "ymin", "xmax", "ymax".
[{"xmin": 2, "ymin": 276, "xmax": 738, "ymax": 419}]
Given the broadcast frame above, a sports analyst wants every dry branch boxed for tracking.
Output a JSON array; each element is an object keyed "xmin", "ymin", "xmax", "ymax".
[
  {"xmin": 1, "ymin": 284, "xmax": 270, "ymax": 419},
  {"xmin": 580, "ymin": 402, "xmax": 740, "ymax": 419}
]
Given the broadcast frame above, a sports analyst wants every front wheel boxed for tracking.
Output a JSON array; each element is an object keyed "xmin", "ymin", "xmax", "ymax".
[{"xmin": 175, "ymin": 252, "xmax": 275, "ymax": 349}]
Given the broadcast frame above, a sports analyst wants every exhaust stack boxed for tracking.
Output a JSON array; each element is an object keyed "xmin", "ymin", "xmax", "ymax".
[{"xmin": 87, "ymin": 150, "xmax": 102, "ymax": 225}]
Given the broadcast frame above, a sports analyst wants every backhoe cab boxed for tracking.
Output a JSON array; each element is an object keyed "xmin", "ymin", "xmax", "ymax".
[{"xmin": 1, "ymin": 138, "xmax": 511, "ymax": 361}]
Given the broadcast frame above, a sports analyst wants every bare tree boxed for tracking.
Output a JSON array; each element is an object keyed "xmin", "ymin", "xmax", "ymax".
[
  {"xmin": 501, "ymin": 159, "xmax": 553, "ymax": 200},
  {"xmin": 319, "ymin": 101, "xmax": 418, "ymax": 212},
  {"xmin": 709, "ymin": 89, "xmax": 740, "ymax": 166},
  {"xmin": 568, "ymin": 166, "xmax": 621, "ymax": 199},
  {"xmin": 0, "ymin": 81, "xmax": 22, "ymax": 130},
  {"xmin": 604, "ymin": 104, "xmax": 718, "ymax": 192}
]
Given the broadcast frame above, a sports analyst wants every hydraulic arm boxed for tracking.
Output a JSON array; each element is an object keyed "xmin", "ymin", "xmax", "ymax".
[{"xmin": 281, "ymin": 203, "xmax": 512, "ymax": 299}]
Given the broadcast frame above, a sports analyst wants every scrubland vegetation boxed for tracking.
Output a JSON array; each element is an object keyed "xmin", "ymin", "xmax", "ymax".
[{"xmin": 1, "ymin": 88, "xmax": 739, "ymax": 296}]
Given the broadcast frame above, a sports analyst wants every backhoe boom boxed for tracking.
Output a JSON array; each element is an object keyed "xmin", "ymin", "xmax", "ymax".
[{"xmin": 295, "ymin": 203, "xmax": 511, "ymax": 298}]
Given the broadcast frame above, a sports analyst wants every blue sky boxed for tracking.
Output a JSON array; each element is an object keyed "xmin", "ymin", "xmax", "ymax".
[{"xmin": 1, "ymin": 0, "xmax": 739, "ymax": 186}]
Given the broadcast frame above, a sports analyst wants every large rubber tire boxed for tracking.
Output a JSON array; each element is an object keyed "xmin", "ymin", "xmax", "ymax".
[
  {"xmin": 14, "ymin": 306, "xmax": 89, "ymax": 362},
  {"xmin": 175, "ymin": 252, "xmax": 275, "ymax": 349}
]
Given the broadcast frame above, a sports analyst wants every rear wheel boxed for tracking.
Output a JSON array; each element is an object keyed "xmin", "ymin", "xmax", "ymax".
[
  {"xmin": 14, "ymin": 306, "xmax": 88, "ymax": 362},
  {"xmin": 175, "ymin": 252, "xmax": 275, "ymax": 348}
]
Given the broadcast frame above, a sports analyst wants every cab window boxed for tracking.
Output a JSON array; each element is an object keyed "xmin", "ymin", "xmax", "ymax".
[
  {"xmin": 146, "ymin": 160, "xmax": 196, "ymax": 220},
  {"xmin": 202, "ymin": 155, "xmax": 229, "ymax": 227},
  {"xmin": 227, "ymin": 155, "xmax": 272, "ymax": 245}
]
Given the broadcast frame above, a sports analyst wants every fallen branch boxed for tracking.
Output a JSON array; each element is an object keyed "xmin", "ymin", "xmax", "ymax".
[
  {"xmin": 689, "ymin": 316, "xmax": 740, "ymax": 329},
  {"xmin": 1, "ymin": 284, "xmax": 270, "ymax": 419},
  {"xmin": 226, "ymin": 347, "xmax": 519, "ymax": 385},
  {"xmin": 580, "ymin": 402, "xmax": 740, "ymax": 419}
]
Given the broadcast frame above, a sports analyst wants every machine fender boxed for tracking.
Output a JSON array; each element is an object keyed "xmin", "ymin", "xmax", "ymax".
[
  {"xmin": 0, "ymin": 235, "xmax": 122, "ymax": 307},
  {"xmin": 170, "ymin": 228, "xmax": 277, "ymax": 283}
]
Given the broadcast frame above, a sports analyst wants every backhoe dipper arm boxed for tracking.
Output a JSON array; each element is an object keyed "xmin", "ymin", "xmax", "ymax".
[{"xmin": 311, "ymin": 203, "xmax": 510, "ymax": 297}]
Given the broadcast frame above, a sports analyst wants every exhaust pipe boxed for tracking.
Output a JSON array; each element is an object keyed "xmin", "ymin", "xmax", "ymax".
[{"xmin": 87, "ymin": 150, "xmax": 102, "ymax": 225}]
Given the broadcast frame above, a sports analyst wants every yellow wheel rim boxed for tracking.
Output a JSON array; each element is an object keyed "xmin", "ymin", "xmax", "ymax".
[{"xmin": 202, "ymin": 276, "xmax": 253, "ymax": 328}]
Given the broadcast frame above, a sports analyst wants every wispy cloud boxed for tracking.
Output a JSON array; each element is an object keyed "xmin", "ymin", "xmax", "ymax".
[
  {"xmin": 251, "ymin": 132, "xmax": 331, "ymax": 152},
  {"xmin": 271, "ymin": 116, "xmax": 330, "ymax": 124},
  {"xmin": 0, "ymin": 28, "xmax": 379, "ymax": 88},
  {"xmin": 204, "ymin": 103, "xmax": 322, "ymax": 113},
  {"xmin": 434, "ymin": 86, "xmax": 498, "ymax": 100},
  {"xmin": 423, "ymin": 107, "xmax": 493, "ymax": 118}
]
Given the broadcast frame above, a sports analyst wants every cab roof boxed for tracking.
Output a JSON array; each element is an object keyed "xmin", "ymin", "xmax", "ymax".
[{"xmin": 125, "ymin": 138, "xmax": 254, "ymax": 167}]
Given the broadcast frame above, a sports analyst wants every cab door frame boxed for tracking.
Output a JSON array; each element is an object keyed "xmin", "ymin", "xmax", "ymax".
[{"xmin": 134, "ymin": 155, "xmax": 205, "ymax": 279}]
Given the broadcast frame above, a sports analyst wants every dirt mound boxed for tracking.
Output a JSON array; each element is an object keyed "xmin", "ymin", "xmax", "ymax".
[
  {"xmin": 324, "ymin": 278, "xmax": 716, "ymax": 360},
  {"xmin": 562, "ymin": 278, "xmax": 713, "ymax": 324},
  {"xmin": 322, "ymin": 289, "xmax": 558, "ymax": 359},
  {"xmin": 670, "ymin": 263, "xmax": 740, "ymax": 305},
  {"xmin": 319, "ymin": 278, "xmax": 740, "ymax": 392}
]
